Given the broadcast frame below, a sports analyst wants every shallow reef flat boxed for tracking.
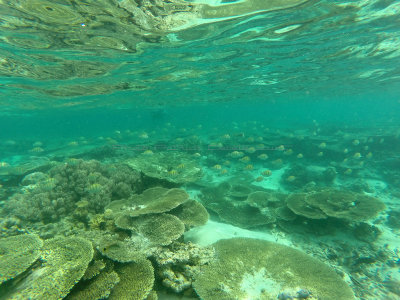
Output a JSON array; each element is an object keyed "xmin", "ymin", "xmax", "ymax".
[{"xmin": 0, "ymin": 123, "xmax": 399, "ymax": 299}]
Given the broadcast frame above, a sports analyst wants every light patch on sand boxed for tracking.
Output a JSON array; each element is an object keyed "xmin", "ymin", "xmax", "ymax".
[
  {"xmin": 365, "ymin": 179, "xmax": 387, "ymax": 192},
  {"xmin": 252, "ymin": 166, "xmax": 288, "ymax": 190},
  {"xmin": 184, "ymin": 220, "xmax": 293, "ymax": 246}
]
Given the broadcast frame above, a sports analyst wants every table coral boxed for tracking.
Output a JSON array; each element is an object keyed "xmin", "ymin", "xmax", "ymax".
[
  {"xmin": 124, "ymin": 151, "xmax": 203, "ymax": 184},
  {"xmin": 0, "ymin": 234, "xmax": 43, "ymax": 284},
  {"xmin": 109, "ymin": 259, "xmax": 154, "ymax": 300},
  {"xmin": 286, "ymin": 188, "xmax": 386, "ymax": 222},
  {"xmin": 6, "ymin": 236, "xmax": 93, "ymax": 300},
  {"xmin": 169, "ymin": 199, "xmax": 209, "ymax": 229},
  {"xmin": 193, "ymin": 238, "xmax": 355, "ymax": 300},
  {"xmin": 116, "ymin": 213, "xmax": 185, "ymax": 246},
  {"xmin": 98, "ymin": 236, "xmax": 146, "ymax": 263},
  {"xmin": 67, "ymin": 270, "xmax": 120, "ymax": 300},
  {"xmin": 106, "ymin": 187, "xmax": 189, "ymax": 217}
]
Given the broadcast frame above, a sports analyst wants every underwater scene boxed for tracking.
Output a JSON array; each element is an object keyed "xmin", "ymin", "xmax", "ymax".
[{"xmin": 1, "ymin": 0, "xmax": 400, "ymax": 299}]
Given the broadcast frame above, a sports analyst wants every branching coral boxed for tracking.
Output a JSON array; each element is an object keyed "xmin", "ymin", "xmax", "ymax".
[
  {"xmin": 2, "ymin": 159, "xmax": 142, "ymax": 226},
  {"xmin": 153, "ymin": 242, "xmax": 215, "ymax": 293}
]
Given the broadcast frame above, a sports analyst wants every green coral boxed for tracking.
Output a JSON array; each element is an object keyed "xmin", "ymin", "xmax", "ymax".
[
  {"xmin": 153, "ymin": 242, "xmax": 215, "ymax": 293},
  {"xmin": 227, "ymin": 183, "xmax": 253, "ymax": 199},
  {"xmin": 98, "ymin": 237, "xmax": 145, "ymax": 263},
  {"xmin": 246, "ymin": 191, "xmax": 296, "ymax": 223},
  {"xmin": 106, "ymin": 187, "xmax": 189, "ymax": 217},
  {"xmin": 286, "ymin": 193, "xmax": 327, "ymax": 219},
  {"xmin": 287, "ymin": 189, "xmax": 386, "ymax": 221},
  {"xmin": 0, "ymin": 234, "xmax": 43, "ymax": 284},
  {"xmin": 124, "ymin": 151, "xmax": 203, "ymax": 184},
  {"xmin": 170, "ymin": 200, "xmax": 209, "ymax": 229},
  {"xmin": 116, "ymin": 213, "xmax": 185, "ymax": 246},
  {"xmin": 216, "ymin": 201, "xmax": 273, "ymax": 228},
  {"xmin": 2, "ymin": 159, "xmax": 141, "ymax": 226},
  {"xmin": 82, "ymin": 259, "xmax": 106, "ymax": 281},
  {"xmin": 109, "ymin": 259, "xmax": 155, "ymax": 300},
  {"xmin": 193, "ymin": 238, "xmax": 355, "ymax": 300},
  {"xmin": 246, "ymin": 191, "xmax": 284, "ymax": 209},
  {"xmin": 200, "ymin": 182, "xmax": 274, "ymax": 228},
  {"xmin": 66, "ymin": 270, "xmax": 120, "ymax": 300},
  {"xmin": 7, "ymin": 236, "xmax": 93, "ymax": 300}
]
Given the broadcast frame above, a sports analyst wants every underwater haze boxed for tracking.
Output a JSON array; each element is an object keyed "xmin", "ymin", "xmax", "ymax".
[{"xmin": 0, "ymin": 1, "xmax": 400, "ymax": 300}]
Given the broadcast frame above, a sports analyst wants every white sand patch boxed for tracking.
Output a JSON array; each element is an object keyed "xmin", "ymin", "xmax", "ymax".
[
  {"xmin": 240, "ymin": 268, "xmax": 281, "ymax": 299},
  {"xmin": 184, "ymin": 220, "xmax": 293, "ymax": 247},
  {"xmin": 364, "ymin": 178, "xmax": 387, "ymax": 192}
]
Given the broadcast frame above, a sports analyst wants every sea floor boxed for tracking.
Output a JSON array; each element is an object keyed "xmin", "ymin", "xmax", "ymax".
[{"xmin": 0, "ymin": 123, "xmax": 399, "ymax": 299}]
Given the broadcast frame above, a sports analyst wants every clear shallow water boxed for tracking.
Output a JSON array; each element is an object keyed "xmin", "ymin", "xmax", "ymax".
[{"xmin": 1, "ymin": 1, "xmax": 400, "ymax": 300}]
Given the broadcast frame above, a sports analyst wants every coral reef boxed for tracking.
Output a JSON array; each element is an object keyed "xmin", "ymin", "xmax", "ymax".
[
  {"xmin": 246, "ymin": 190, "xmax": 296, "ymax": 223},
  {"xmin": 153, "ymin": 242, "xmax": 215, "ymax": 293},
  {"xmin": 286, "ymin": 188, "xmax": 386, "ymax": 222},
  {"xmin": 200, "ymin": 181, "xmax": 291, "ymax": 228},
  {"xmin": 2, "ymin": 159, "xmax": 141, "ymax": 226},
  {"xmin": 66, "ymin": 270, "xmax": 120, "ymax": 300},
  {"xmin": 169, "ymin": 199, "xmax": 209, "ymax": 229},
  {"xmin": 0, "ymin": 234, "xmax": 43, "ymax": 284},
  {"xmin": 193, "ymin": 238, "xmax": 355, "ymax": 300},
  {"xmin": 82, "ymin": 258, "xmax": 107, "ymax": 281},
  {"xmin": 281, "ymin": 165, "xmax": 337, "ymax": 190},
  {"xmin": 97, "ymin": 236, "xmax": 146, "ymax": 263},
  {"xmin": 4, "ymin": 236, "xmax": 93, "ymax": 299},
  {"xmin": 108, "ymin": 259, "xmax": 155, "ymax": 300},
  {"xmin": 116, "ymin": 213, "xmax": 185, "ymax": 246},
  {"xmin": 106, "ymin": 187, "xmax": 189, "ymax": 217},
  {"xmin": 124, "ymin": 151, "xmax": 203, "ymax": 184}
]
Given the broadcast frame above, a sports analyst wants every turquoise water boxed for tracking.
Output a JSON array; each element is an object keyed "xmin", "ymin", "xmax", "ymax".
[{"xmin": 1, "ymin": 1, "xmax": 400, "ymax": 299}]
